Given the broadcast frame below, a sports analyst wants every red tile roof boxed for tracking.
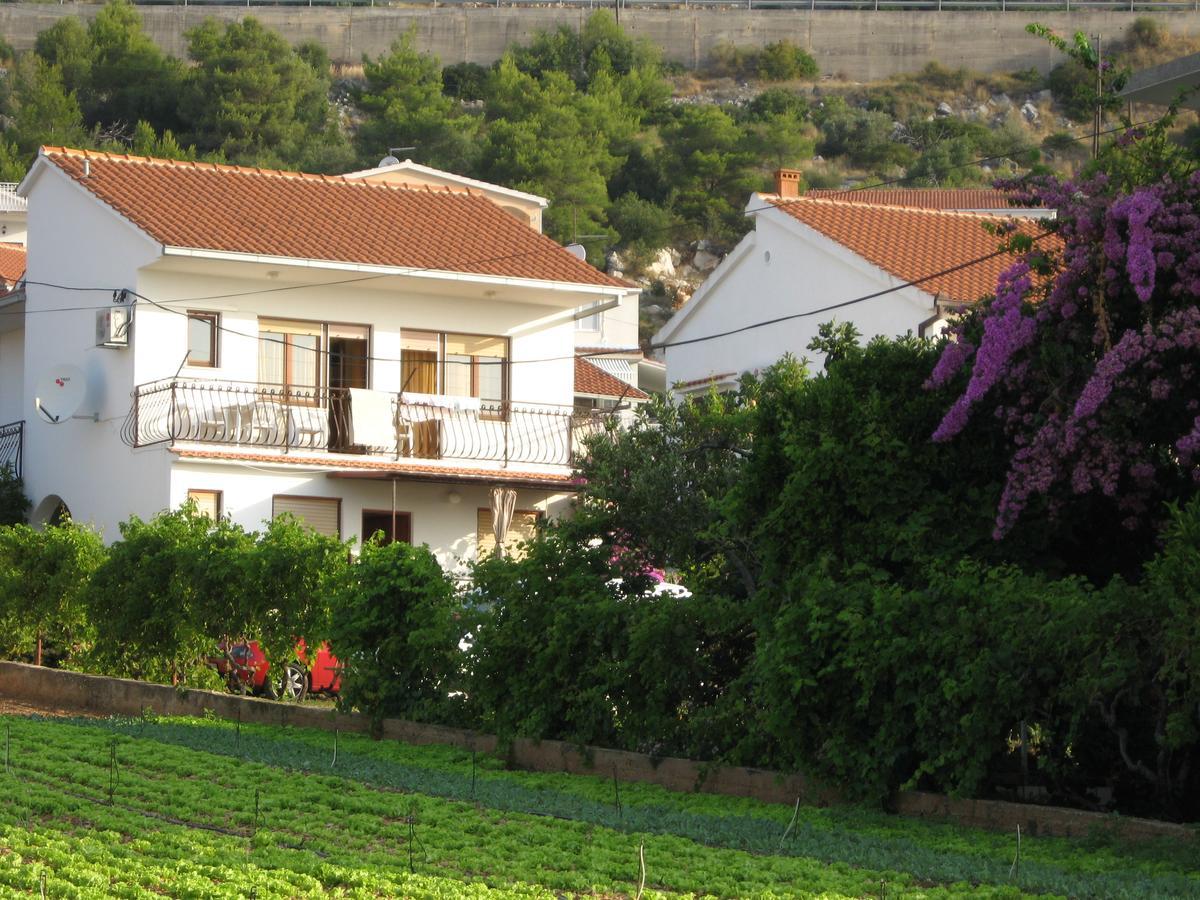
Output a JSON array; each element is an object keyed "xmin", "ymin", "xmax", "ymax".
[
  {"xmin": 0, "ymin": 242, "xmax": 26, "ymax": 288},
  {"xmin": 575, "ymin": 356, "xmax": 650, "ymax": 400},
  {"xmin": 172, "ymin": 447, "xmax": 578, "ymax": 488},
  {"xmin": 38, "ymin": 147, "xmax": 627, "ymax": 288},
  {"xmin": 803, "ymin": 189, "xmax": 1037, "ymax": 210},
  {"xmin": 768, "ymin": 197, "xmax": 1053, "ymax": 305}
]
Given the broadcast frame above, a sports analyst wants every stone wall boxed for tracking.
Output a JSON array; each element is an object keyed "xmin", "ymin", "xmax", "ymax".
[
  {"xmin": 0, "ymin": 5, "xmax": 1197, "ymax": 80},
  {"xmin": 2, "ymin": 660, "xmax": 1194, "ymax": 842}
]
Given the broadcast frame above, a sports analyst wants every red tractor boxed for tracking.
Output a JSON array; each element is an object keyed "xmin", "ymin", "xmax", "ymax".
[{"xmin": 210, "ymin": 639, "xmax": 340, "ymax": 701}]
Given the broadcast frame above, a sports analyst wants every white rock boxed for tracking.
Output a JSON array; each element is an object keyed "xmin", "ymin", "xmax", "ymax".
[
  {"xmin": 693, "ymin": 249, "xmax": 722, "ymax": 272},
  {"xmin": 936, "ymin": 101, "xmax": 954, "ymax": 117},
  {"xmin": 643, "ymin": 247, "xmax": 676, "ymax": 280},
  {"xmin": 1021, "ymin": 101, "xmax": 1039, "ymax": 123}
]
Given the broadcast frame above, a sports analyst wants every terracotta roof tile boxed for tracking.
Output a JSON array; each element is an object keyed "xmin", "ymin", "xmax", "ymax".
[
  {"xmin": 0, "ymin": 243, "xmax": 26, "ymax": 287},
  {"xmin": 173, "ymin": 447, "xmax": 577, "ymax": 487},
  {"xmin": 575, "ymin": 356, "xmax": 649, "ymax": 400},
  {"xmin": 803, "ymin": 188, "xmax": 1039, "ymax": 210},
  {"xmin": 769, "ymin": 197, "xmax": 1052, "ymax": 305},
  {"xmin": 39, "ymin": 147, "xmax": 627, "ymax": 288}
]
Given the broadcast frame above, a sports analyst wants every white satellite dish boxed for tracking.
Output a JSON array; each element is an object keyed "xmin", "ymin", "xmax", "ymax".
[
  {"xmin": 378, "ymin": 155, "xmax": 401, "ymax": 168},
  {"xmin": 35, "ymin": 365, "xmax": 88, "ymax": 425},
  {"xmin": 564, "ymin": 243, "xmax": 587, "ymax": 260}
]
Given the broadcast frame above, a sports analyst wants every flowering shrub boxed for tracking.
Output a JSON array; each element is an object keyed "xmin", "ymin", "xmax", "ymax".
[{"xmin": 930, "ymin": 170, "xmax": 1200, "ymax": 549}]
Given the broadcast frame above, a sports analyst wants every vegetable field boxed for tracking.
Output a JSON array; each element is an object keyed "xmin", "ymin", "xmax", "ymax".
[{"xmin": 0, "ymin": 715, "xmax": 1195, "ymax": 899}]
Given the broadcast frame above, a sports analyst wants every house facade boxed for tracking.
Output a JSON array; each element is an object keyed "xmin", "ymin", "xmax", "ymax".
[
  {"xmin": 656, "ymin": 172, "xmax": 1048, "ymax": 395},
  {"xmin": 4, "ymin": 147, "xmax": 638, "ymax": 573}
]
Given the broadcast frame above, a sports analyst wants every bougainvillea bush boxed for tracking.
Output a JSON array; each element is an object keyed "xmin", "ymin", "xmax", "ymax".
[{"xmin": 929, "ymin": 168, "xmax": 1200, "ymax": 575}]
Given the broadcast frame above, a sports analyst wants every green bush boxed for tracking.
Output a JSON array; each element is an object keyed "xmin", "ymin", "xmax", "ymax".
[
  {"xmin": 606, "ymin": 192, "xmax": 674, "ymax": 254},
  {"xmin": 0, "ymin": 466, "xmax": 29, "ymax": 526},
  {"xmin": 467, "ymin": 526, "xmax": 752, "ymax": 757},
  {"xmin": 0, "ymin": 523, "xmax": 105, "ymax": 665},
  {"xmin": 327, "ymin": 539, "xmax": 464, "ymax": 731},
  {"xmin": 83, "ymin": 507, "xmax": 255, "ymax": 685},
  {"xmin": 757, "ymin": 41, "xmax": 818, "ymax": 82}
]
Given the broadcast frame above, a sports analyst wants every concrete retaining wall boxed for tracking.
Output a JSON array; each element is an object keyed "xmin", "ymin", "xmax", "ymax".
[
  {"xmin": 0, "ymin": 660, "xmax": 1193, "ymax": 842},
  {"xmin": 0, "ymin": 5, "xmax": 1198, "ymax": 79}
]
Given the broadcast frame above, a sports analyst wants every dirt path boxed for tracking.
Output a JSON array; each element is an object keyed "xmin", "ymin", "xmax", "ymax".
[{"xmin": 0, "ymin": 696, "xmax": 100, "ymax": 718}]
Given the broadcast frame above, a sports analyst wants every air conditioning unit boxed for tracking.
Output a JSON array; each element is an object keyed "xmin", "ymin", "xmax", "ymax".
[{"xmin": 96, "ymin": 307, "xmax": 130, "ymax": 348}]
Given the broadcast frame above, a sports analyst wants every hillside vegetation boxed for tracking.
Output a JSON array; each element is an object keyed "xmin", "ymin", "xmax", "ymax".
[{"xmin": 0, "ymin": 1, "xmax": 1196, "ymax": 276}]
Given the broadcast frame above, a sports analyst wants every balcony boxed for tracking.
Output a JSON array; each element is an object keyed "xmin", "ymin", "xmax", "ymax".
[
  {"xmin": 0, "ymin": 420, "xmax": 21, "ymax": 479},
  {"xmin": 124, "ymin": 379, "xmax": 603, "ymax": 470}
]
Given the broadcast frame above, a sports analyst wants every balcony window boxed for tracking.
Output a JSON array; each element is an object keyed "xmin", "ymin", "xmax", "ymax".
[
  {"xmin": 400, "ymin": 330, "xmax": 509, "ymax": 406},
  {"xmin": 187, "ymin": 312, "xmax": 219, "ymax": 367},
  {"xmin": 259, "ymin": 319, "xmax": 321, "ymax": 389}
]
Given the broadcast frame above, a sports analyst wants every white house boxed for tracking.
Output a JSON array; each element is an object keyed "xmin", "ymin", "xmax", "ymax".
[
  {"xmin": 2, "ymin": 146, "xmax": 639, "ymax": 572},
  {"xmin": 655, "ymin": 171, "xmax": 1049, "ymax": 395}
]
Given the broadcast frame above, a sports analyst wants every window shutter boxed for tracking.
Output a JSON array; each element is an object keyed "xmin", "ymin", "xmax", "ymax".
[
  {"xmin": 273, "ymin": 496, "xmax": 341, "ymax": 538},
  {"xmin": 477, "ymin": 507, "xmax": 540, "ymax": 560}
]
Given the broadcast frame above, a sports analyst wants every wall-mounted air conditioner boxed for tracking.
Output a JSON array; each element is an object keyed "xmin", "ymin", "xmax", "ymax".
[{"xmin": 96, "ymin": 307, "xmax": 130, "ymax": 348}]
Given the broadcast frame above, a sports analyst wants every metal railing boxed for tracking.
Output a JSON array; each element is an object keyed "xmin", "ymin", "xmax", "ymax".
[
  {"xmin": 123, "ymin": 379, "xmax": 605, "ymax": 469},
  {"xmin": 0, "ymin": 420, "xmax": 22, "ymax": 480}
]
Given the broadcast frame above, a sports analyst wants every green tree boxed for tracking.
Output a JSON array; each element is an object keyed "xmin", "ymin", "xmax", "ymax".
[
  {"xmin": 0, "ymin": 523, "xmax": 105, "ymax": 666},
  {"xmin": 181, "ymin": 17, "xmax": 351, "ymax": 171},
  {"xmin": 606, "ymin": 192, "xmax": 674, "ymax": 254},
  {"xmin": 5, "ymin": 55, "xmax": 87, "ymax": 155},
  {"xmin": 354, "ymin": 34, "xmax": 477, "ymax": 173},
  {"xmin": 86, "ymin": 0, "xmax": 184, "ymax": 136},
  {"xmin": 658, "ymin": 104, "xmax": 759, "ymax": 242}
]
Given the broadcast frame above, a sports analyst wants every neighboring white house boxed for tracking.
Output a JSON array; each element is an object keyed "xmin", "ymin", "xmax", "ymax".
[
  {"xmin": 655, "ymin": 171, "xmax": 1049, "ymax": 395},
  {"xmin": 3, "ymin": 146, "xmax": 639, "ymax": 573}
]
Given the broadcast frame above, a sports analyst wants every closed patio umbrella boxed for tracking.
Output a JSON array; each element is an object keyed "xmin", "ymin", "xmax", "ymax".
[{"xmin": 490, "ymin": 486, "xmax": 517, "ymax": 558}]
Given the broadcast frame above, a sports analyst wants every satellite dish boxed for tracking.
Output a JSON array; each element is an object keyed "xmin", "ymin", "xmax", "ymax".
[
  {"xmin": 564, "ymin": 243, "xmax": 587, "ymax": 260},
  {"xmin": 35, "ymin": 365, "xmax": 87, "ymax": 425},
  {"xmin": 378, "ymin": 155, "xmax": 401, "ymax": 168}
]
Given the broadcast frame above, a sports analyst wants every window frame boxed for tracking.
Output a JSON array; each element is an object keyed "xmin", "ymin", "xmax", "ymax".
[
  {"xmin": 187, "ymin": 311, "xmax": 220, "ymax": 368},
  {"xmin": 186, "ymin": 488, "xmax": 222, "ymax": 520},
  {"xmin": 360, "ymin": 509, "xmax": 413, "ymax": 545},
  {"xmin": 399, "ymin": 328, "xmax": 510, "ymax": 408}
]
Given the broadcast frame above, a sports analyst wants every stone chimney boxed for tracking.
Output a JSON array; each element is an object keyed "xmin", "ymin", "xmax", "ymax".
[{"xmin": 774, "ymin": 168, "xmax": 802, "ymax": 198}]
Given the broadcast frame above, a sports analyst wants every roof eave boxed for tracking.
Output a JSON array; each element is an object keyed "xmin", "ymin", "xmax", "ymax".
[{"xmin": 161, "ymin": 246, "xmax": 635, "ymax": 299}]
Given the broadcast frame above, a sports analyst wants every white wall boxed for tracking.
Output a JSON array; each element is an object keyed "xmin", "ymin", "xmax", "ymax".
[
  {"xmin": 574, "ymin": 293, "xmax": 640, "ymax": 351},
  {"xmin": 21, "ymin": 166, "xmax": 171, "ymax": 536},
  {"xmin": 662, "ymin": 211, "xmax": 935, "ymax": 391},
  {"xmin": 0, "ymin": 212, "xmax": 27, "ymax": 246},
  {"xmin": 169, "ymin": 461, "xmax": 571, "ymax": 573},
  {"xmin": 0, "ymin": 328, "xmax": 23, "ymax": 424}
]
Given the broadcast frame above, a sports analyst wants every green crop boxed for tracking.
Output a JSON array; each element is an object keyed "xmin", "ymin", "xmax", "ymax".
[{"xmin": 1, "ymin": 714, "xmax": 1196, "ymax": 899}]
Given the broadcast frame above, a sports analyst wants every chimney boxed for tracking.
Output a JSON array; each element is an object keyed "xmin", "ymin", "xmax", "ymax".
[{"xmin": 774, "ymin": 168, "xmax": 802, "ymax": 199}]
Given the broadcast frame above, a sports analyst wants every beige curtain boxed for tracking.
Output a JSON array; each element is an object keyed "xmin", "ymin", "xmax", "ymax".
[{"xmin": 490, "ymin": 487, "xmax": 518, "ymax": 558}]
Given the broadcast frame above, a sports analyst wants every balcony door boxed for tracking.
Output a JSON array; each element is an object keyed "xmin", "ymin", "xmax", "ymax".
[{"xmin": 329, "ymin": 324, "xmax": 370, "ymax": 449}]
